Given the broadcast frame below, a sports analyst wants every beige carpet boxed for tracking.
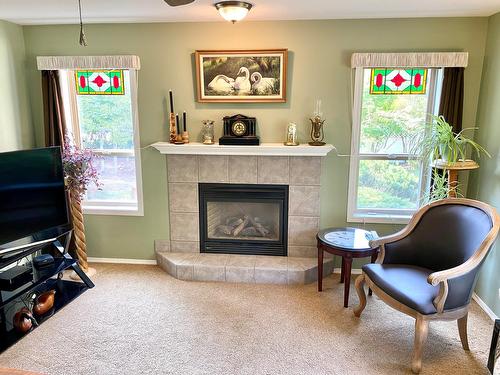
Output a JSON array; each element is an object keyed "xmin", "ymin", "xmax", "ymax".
[{"xmin": 0, "ymin": 263, "xmax": 494, "ymax": 375}]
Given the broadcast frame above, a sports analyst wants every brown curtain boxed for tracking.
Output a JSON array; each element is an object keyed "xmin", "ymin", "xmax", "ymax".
[
  {"xmin": 42, "ymin": 70, "xmax": 67, "ymax": 147},
  {"xmin": 438, "ymin": 67, "xmax": 464, "ymax": 132},
  {"xmin": 41, "ymin": 70, "xmax": 76, "ymax": 255}
]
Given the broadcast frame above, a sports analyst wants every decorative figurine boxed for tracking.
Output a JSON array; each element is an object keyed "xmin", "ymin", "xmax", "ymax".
[
  {"xmin": 202, "ymin": 120, "xmax": 215, "ymax": 144},
  {"xmin": 284, "ymin": 122, "xmax": 299, "ymax": 146},
  {"xmin": 309, "ymin": 99, "xmax": 326, "ymax": 146}
]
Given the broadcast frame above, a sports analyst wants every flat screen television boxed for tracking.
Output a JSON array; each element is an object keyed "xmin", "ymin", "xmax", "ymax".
[{"xmin": 0, "ymin": 147, "xmax": 71, "ymax": 254}]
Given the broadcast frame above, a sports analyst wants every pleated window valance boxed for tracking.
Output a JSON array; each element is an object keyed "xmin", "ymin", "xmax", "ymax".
[
  {"xmin": 36, "ymin": 55, "xmax": 141, "ymax": 70},
  {"xmin": 351, "ymin": 52, "xmax": 468, "ymax": 68}
]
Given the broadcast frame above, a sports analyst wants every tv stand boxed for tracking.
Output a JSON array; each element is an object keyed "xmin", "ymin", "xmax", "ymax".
[{"xmin": 0, "ymin": 230, "xmax": 93, "ymax": 353}]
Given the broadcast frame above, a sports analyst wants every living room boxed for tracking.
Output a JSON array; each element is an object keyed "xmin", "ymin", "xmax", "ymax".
[{"xmin": 0, "ymin": 0, "xmax": 499, "ymax": 374}]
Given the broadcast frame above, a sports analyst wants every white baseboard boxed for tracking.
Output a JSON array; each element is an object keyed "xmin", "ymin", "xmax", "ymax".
[
  {"xmin": 472, "ymin": 293, "xmax": 498, "ymax": 321},
  {"xmin": 333, "ymin": 268, "xmax": 362, "ymax": 275},
  {"xmin": 87, "ymin": 257, "xmax": 157, "ymax": 265}
]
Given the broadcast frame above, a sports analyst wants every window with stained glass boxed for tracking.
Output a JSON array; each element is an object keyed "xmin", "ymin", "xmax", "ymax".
[
  {"xmin": 370, "ymin": 68, "xmax": 427, "ymax": 95},
  {"xmin": 60, "ymin": 69, "xmax": 143, "ymax": 216},
  {"xmin": 347, "ymin": 67, "xmax": 442, "ymax": 223},
  {"xmin": 76, "ymin": 70, "xmax": 125, "ymax": 95}
]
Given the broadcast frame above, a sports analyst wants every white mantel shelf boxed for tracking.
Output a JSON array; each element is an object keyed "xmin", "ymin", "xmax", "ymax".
[{"xmin": 151, "ymin": 142, "xmax": 334, "ymax": 157}]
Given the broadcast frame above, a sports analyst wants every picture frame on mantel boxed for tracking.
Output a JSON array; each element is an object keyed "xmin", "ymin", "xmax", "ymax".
[{"xmin": 195, "ymin": 49, "xmax": 288, "ymax": 103}]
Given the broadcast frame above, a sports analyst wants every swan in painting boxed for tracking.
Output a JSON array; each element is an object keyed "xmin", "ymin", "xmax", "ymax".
[
  {"xmin": 207, "ymin": 74, "xmax": 235, "ymax": 93},
  {"xmin": 234, "ymin": 67, "xmax": 251, "ymax": 94},
  {"xmin": 251, "ymin": 72, "xmax": 277, "ymax": 95}
]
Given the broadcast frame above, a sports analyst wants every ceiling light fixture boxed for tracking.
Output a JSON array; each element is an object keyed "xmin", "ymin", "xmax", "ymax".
[{"xmin": 214, "ymin": 1, "xmax": 253, "ymax": 23}]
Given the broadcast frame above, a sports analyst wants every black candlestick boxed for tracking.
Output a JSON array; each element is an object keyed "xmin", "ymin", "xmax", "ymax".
[
  {"xmin": 169, "ymin": 90, "xmax": 174, "ymax": 114},
  {"xmin": 176, "ymin": 113, "xmax": 180, "ymax": 134},
  {"xmin": 183, "ymin": 111, "xmax": 187, "ymax": 132}
]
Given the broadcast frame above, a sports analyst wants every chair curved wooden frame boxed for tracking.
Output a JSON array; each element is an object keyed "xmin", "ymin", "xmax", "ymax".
[{"xmin": 353, "ymin": 198, "xmax": 500, "ymax": 374}]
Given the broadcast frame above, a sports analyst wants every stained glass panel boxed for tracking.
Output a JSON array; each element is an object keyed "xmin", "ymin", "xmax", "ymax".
[
  {"xmin": 76, "ymin": 70, "xmax": 125, "ymax": 95},
  {"xmin": 370, "ymin": 68, "xmax": 427, "ymax": 95}
]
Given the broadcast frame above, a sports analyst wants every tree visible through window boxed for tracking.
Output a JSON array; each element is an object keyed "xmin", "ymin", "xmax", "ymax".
[{"xmin": 348, "ymin": 68, "xmax": 441, "ymax": 222}]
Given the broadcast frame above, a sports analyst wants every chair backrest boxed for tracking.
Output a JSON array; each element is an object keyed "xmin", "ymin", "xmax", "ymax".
[{"xmin": 385, "ymin": 199, "xmax": 496, "ymax": 272}]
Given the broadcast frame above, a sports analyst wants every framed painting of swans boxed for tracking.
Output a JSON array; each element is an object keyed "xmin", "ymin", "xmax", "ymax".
[{"xmin": 195, "ymin": 49, "xmax": 288, "ymax": 103}]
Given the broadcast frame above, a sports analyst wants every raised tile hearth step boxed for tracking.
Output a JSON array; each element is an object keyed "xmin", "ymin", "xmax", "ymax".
[{"xmin": 156, "ymin": 252, "xmax": 334, "ymax": 285}]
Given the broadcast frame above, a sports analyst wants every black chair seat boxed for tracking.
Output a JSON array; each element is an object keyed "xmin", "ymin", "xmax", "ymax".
[{"xmin": 363, "ymin": 264, "xmax": 439, "ymax": 315}]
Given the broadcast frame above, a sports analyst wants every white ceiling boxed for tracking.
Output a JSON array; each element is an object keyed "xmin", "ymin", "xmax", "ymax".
[{"xmin": 1, "ymin": 0, "xmax": 499, "ymax": 25}]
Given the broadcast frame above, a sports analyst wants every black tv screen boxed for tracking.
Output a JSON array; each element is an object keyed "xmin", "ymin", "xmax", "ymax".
[{"xmin": 0, "ymin": 147, "xmax": 70, "ymax": 247}]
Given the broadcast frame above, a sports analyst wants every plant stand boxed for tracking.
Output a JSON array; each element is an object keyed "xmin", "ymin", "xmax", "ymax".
[{"xmin": 432, "ymin": 159, "xmax": 479, "ymax": 198}]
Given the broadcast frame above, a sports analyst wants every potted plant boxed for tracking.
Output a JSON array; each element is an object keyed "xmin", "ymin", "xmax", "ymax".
[
  {"xmin": 62, "ymin": 141, "xmax": 100, "ymax": 276},
  {"xmin": 416, "ymin": 115, "xmax": 490, "ymax": 165},
  {"xmin": 414, "ymin": 115, "xmax": 490, "ymax": 202}
]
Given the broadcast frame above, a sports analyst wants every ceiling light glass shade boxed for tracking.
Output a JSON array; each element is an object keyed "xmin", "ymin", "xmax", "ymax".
[{"xmin": 215, "ymin": 1, "xmax": 252, "ymax": 23}]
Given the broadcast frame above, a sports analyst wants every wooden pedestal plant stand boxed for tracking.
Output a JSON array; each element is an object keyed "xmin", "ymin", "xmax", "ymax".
[
  {"xmin": 432, "ymin": 159, "xmax": 479, "ymax": 198},
  {"xmin": 62, "ymin": 143, "xmax": 100, "ymax": 279}
]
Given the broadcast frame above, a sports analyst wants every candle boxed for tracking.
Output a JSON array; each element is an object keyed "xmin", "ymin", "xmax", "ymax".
[
  {"xmin": 183, "ymin": 111, "xmax": 187, "ymax": 132},
  {"xmin": 176, "ymin": 113, "xmax": 180, "ymax": 134},
  {"xmin": 169, "ymin": 90, "xmax": 174, "ymax": 114}
]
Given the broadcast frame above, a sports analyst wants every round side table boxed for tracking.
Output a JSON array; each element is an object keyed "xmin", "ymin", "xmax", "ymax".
[{"xmin": 317, "ymin": 227, "xmax": 379, "ymax": 308}]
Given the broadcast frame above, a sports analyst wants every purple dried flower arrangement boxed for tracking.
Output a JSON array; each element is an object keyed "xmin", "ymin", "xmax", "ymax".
[{"xmin": 62, "ymin": 141, "xmax": 100, "ymax": 199}]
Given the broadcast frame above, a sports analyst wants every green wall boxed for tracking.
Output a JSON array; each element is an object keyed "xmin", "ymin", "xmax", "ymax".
[
  {"xmin": 0, "ymin": 20, "xmax": 33, "ymax": 151},
  {"xmin": 22, "ymin": 18, "xmax": 488, "ymax": 261},
  {"xmin": 469, "ymin": 12, "xmax": 500, "ymax": 317}
]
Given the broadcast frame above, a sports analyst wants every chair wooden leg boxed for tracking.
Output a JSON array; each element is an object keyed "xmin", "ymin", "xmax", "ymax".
[
  {"xmin": 411, "ymin": 316, "xmax": 429, "ymax": 374},
  {"xmin": 458, "ymin": 313, "xmax": 470, "ymax": 351},
  {"xmin": 353, "ymin": 274, "xmax": 366, "ymax": 317}
]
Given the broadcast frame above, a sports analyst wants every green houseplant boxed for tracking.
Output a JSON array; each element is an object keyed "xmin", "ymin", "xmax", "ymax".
[
  {"xmin": 416, "ymin": 115, "xmax": 490, "ymax": 163},
  {"xmin": 414, "ymin": 115, "xmax": 490, "ymax": 203}
]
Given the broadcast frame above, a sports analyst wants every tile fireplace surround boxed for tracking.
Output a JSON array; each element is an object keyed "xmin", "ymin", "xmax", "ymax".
[{"xmin": 153, "ymin": 142, "xmax": 335, "ymax": 285}]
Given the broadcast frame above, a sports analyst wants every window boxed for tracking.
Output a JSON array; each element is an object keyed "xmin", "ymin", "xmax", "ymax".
[
  {"xmin": 60, "ymin": 69, "xmax": 143, "ymax": 216},
  {"xmin": 347, "ymin": 67, "xmax": 442, "ymax": 223}
]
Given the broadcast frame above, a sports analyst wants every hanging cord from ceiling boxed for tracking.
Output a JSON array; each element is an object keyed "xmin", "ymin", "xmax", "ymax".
[{"xmin": 78, "ymin": 0, "xmax": 87, "ymax": 46}]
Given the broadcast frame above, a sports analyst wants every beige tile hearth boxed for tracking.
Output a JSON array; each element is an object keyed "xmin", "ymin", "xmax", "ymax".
[
  {"xmin": 171, "ymin": 240, "xmax": 199, "ymax": 253},
  {"xmin": 157, "ymin": 252, "xmax": 333, "ymax": 285},
  {"xmin": 225, "ymin": 255, "xmax": 257, "ymax": 283},
  {"xmin": 193, "ymin": 253, "xmax": 230, "ymax": 282}
]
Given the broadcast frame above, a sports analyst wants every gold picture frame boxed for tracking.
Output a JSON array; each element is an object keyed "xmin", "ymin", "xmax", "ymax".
[{"xmin": 195, "ymin": 49, "xmax": 288, "ymax": 103}]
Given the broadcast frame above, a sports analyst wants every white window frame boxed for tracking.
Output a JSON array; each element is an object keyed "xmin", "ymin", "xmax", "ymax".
[
  {"xmin": 347, "ymin": 67, "xmax": 442, "ymax": 224},
  {"xmin": 61, "ymin": 69, "xmax": 144, "ymax": 217}
]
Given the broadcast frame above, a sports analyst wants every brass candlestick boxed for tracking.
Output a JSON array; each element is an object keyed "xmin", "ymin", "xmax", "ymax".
[{"xmin": 309, "ymin": 115, "xmax": 325, "ymax": 146}]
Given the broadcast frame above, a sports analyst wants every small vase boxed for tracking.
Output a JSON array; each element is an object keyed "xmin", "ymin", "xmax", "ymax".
[{"xmin": 33, "ymin": 290, "xmax": 56, "ymax": 316}]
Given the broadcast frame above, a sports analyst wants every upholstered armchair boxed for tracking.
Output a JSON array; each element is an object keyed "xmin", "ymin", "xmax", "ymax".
[{"xmin": 353, "ymin": 198, "xmax": 500, "ymax": 374}]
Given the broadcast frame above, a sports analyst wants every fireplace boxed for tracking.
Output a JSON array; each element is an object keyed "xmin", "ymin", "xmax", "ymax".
[{"xmin": 199, "ymin": 183, "xmax": 288, "ymax": 256}]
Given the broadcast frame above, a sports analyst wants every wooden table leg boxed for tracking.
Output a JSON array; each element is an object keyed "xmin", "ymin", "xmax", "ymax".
[
  {"xmin": 318, "ymin": 246, "xmax": 323, "ymax": 292},
  {"xmin": 368, "ymin": 252, "xmax": 377, "ymax": 296},
  {"xmin": 343, "ymin": 257, "xmax": 353, "ymax": 308},
  {"xmin": 340, "ymin": 257, "xmax": 345, "ymax": 283}
]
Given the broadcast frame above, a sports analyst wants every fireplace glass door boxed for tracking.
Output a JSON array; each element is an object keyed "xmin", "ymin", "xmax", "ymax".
[{"xmin": 199, "ymin": 184, "xmax": 288, "ymax": 256}]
